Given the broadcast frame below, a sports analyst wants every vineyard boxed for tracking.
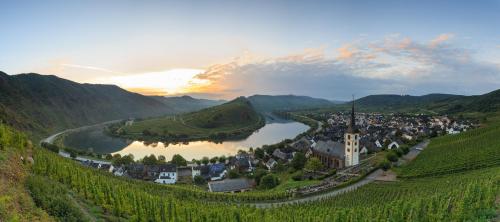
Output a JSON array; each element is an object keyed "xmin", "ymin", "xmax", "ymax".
[
  {"xmin": 399, "ymin": 120, "xmax": 500, "ymax": 178},
  {"xmin": 2, "ymin": 119, "xmax": 500, "ymax": 221}
]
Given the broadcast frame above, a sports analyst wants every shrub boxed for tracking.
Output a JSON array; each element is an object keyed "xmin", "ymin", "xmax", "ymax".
[
  {"xmin": 386, "ymin": 151, "xmax": 399, "ymax": 162},
  {"xmin": 260, "ymin": 174, "xmax": 279, "ymax": 189}
]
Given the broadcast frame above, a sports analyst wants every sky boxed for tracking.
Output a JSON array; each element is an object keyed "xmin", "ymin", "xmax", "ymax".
[{"xmin": 1, "ymin": 0, "xmax": 499, "ymax": 100}]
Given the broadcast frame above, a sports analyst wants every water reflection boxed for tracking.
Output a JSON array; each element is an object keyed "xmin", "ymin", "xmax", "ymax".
[{"xmin": 64, "ymin": 121, "xmax": 309, "ymax": 160}]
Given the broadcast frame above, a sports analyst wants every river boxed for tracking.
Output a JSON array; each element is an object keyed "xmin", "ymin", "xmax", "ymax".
[{"xmin": 63, "ymin": 120, "xmax": 309, "ymax": 160}]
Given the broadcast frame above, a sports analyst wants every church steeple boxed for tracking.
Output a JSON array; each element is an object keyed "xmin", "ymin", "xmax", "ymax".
[{"xmin": 347, "ymin": 95, "xmax": 356, "ymax": 133}]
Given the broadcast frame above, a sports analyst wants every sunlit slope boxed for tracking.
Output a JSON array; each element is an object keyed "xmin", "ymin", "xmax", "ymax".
[
  {"xmin": 121, "ymin": 97, "xmax": 264, "ymax": 140},
  {"xmin": 399, "ymin": 117, "xmax": 500, "ymax": 178}
]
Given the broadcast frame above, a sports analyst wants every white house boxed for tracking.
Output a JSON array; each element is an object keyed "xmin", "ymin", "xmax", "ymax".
[
  {"xmin": 447, "ymin": 128, "xmax": 460, "ymax": 135},
  {"xmin": 388, "ymin": 141, "xmax": 399, "ymax": 150},
  {"xmin": 375, "ymin": 140, "xmax": 382, "ymax": 148},
  {"xmin": 360, "ymin": 147, "xmax": 368, "ymax": 155},
  {"xmin": 265, "ymin": 158, "xmax": 278, "ymax": 170},
  {"xmin": 154, "ymin": 164, "xmax": 177, "ymax": 184}
]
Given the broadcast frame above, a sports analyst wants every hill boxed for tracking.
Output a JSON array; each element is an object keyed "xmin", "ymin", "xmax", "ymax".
[
  {"xmin": 0, "ymin": 72, "xmax": 222, "ymax": 139},
  {"xmin": 341, "ymin": 89, "xmax": 500, "ymax": 114},
  {"xmin": 151, "ymin": 95, "xmax": 225, "ymax": 114},
  {"xmin": 116, "ymin": 97, "xmax": 265, "ymax": 141},
  {"xmin": 247, "ymin": 94, "xmax": 336, "ymax": 112}
]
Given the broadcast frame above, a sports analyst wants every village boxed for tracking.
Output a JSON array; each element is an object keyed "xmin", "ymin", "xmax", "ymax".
[{"xmin": 72, "ymin": 106, "xmax": 477, "ymax": 194}]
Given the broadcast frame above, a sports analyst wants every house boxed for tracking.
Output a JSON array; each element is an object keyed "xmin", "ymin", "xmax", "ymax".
[
  {"xmin": 309, "ymin": 140, "xmax": 345, "ymax": 169},
  {"xmin": 360, "ymin": 146, "xmax": 368, "ymax": 155},
  {"xmin": 230, "ymin": 157, "xmax": 253, "ymax": 173},
  {"xmin": 177, "ymin": 166, "xmax": 193, "ymax": 183},
  {"xmin": 154, "ymin": 164, "xmax": 177, "ymax": 184},
  {"xmin": 125, "ymin": 164, "xmax": 147, "ymax": 180},
  {"xmin": 290, "ymin": 137, "xmax": 313, "ymax": 152},
  {"xmin": 113, "ymin": 167, "xmax": 125, "ymax": 176},
  {"xmin": 375, "ymin": 140, "xmax": 383, "ymax": 148},
  {"xmin": 447, "ymin": 128, "xmax": 460, "ymax": 135},
  {"xmin": 388, "ymin": 141, "xmax": 399, "ymax": 150},
  {"xmin": 208, "ymin": 178, "xmax": 254, "ymax": 193},
  {"xmin": 209, "ymin": 163, "xmax": 227, "ymax": 181},
  {"xmin": 265, "ymin": 158, "xmax": 278, "ymax": 170},
  {"xmin": 192, "ymin": 165, "xmax": 210, "ymax": 180},
  {"xmin": 272, "ymin": 149, "xmax": 293, "ymax": 161}
]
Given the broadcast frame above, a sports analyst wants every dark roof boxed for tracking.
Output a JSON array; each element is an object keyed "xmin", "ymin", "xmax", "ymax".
[
  {"xmin": 313, "ymin": 140, "xmax": 345, "ymax": 159},
  {"xmin": 177, "ymin": 167, "xmax": 192, "ymax": 177},
  {"xmin": 208, "ymin": 179, "xmax": 253, "ymax": 192},
  {"xmin": 158, "ymin": 164, "xmax": 177, "ymax": 172}
]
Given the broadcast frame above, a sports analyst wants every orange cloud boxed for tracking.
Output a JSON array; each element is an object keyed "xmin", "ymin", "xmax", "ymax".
[
  {"xmin": 430, "ymin": 33, "xmax": 454, "ymax": 47},
  {"xmin": 337, "ymin": 45, "xmax": 356, "ymax": 60}
]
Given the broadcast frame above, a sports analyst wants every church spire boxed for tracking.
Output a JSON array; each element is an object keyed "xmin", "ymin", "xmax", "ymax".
[{"xmin": 347, "ymin": 95, "xmax": 356, "ymax": 133}]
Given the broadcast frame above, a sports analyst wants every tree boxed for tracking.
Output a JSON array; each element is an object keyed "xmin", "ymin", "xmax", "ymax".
[
  {"xmin": 201, "ymin": 157, "xmax": 209, "ymax": 165},
  {"xmin": 171, "ymin": 154, "xmax": 187, "ymax": 166},
  {"xmin": 379, "ymin": 160, "xmax": 391, "ymax": 171},
  {"xmin": 305, "ymin": 157, "xmax": 324, "ymax": 172},
  {"xmin": 228, "ymin": 169, "xmax": 240, "ymax": 179},
  {"xmin": 254, "ymin": 169, "xmax": 268, "ymax": 186},
  {"xmin": 142, "ymin": 154, "xmax": 158, "ymax": 165},
  {"xmin": 260, "ymin": 174, "xmax": 279, "ymax": 189},
  {"xmin": 386, "ymin": 151, "xmax": 399, "ymax": 162},
  {"xmin": 291, "ymin": 171, "xmax": 303, "ymax": 181},
  {"xmin": 218, "ymin": 155, "xmax": 227, "ymax": 164},
  {"xmin": 69, "ymin": 150, "xmax": 77, "ymax": 159},
  {"xmin": 209, "ymin": 157, "xmax": 218, "ymax": 164},
  {"xmin": 105, "ymin": 154, "xmax": 113, "ymax": 160},
  {"xmin": 158, "ymin": 155, "xmax": 166, "ymax": 163},
  {"xmin": 193, "ymin": 175, "xmax": 206, "ymax": 185},
  {"xmin": 254, "ymin": 148, "xmax": 265, "ymax": 159},
  {"xmin": 291, "ymin": 152, "xmax": 306, "ymax": 170}
]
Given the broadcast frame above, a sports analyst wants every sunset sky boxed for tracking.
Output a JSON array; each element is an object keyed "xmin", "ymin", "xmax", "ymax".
[{"xmin": 1, "ymin": 0, "xmax": 499, "ymax": 100}]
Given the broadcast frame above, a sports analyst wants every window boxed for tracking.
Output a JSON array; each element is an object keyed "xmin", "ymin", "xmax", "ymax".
[
  {"xmin": 348, "ymin": 135, "xmax": 351, "ymax": 140},
  {"xmin": 354, "ymin": 149, "xmax": 357, "ymax": 152},
  {"xmin": 347, "ymin": 149, "xmax": 350, "ymax": 152},
  {"xmin": 347, "ymin": 142, "xmax": 351, "ymax": 146},
  {"xmin": 355, "ymin": 135, "xmax": 358, "ymax": 140},
  {"xmin": 355, "ymin": 142, "xmax": 357, "ymax": 146}
]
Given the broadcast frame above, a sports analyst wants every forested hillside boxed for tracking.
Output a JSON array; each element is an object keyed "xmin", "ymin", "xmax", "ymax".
[
  {"xmin": 247, "ymin": 94, "xmax": 336, "ymax": 112},
  {"xmin": 0, "ymin": 72, "xmax": 177, "ymax": 137}
]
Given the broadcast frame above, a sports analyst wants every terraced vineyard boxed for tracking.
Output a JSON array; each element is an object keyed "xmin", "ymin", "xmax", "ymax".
[
  {"xmin": 2, "ymin": 117, "xmax": 500, "ymax": 221},
  {"xmin": 399, "ymin": 120, "xmax": 500, "ymax": 178}
]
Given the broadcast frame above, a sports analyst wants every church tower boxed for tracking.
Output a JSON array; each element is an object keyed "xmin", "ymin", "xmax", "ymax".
[{"xmin": 344, "ymin": 98, "xmax": 359, "ymax": 167}]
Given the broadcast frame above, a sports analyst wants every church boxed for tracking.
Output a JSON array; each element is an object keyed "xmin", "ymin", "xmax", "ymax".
[{"xmin": 307, "ymin": 100, "xmax": 360, "ymax": 168}]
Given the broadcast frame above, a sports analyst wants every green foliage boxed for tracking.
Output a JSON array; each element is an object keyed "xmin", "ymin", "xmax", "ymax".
[
  {"xmin": 170, "ymin": 154, "xmax": 187, "ymax": 166},
  {"xmin": 305, "ymin": 157, "xmax": 324, "ymax": 172},
  {"xmin": 142, "ymin": 154, "xmax": 158, "ymax": 165},
  {"xmin": 111, "ymin": 154, "xmax": 134, "ymax": 166},
  {"xmin": 228, "ymin": 169, "xmax": 240, "ymax": 179},
  {"xmin": 291, "ymin": 152, "xmax": 306, "ymax": 170},
  {"xmin": 291, "ymin": 171, "xmax": 303, "ymax": 181},
  {"xmin": 26, "ymin": 175, "xmax": 88, "ymax": 222},
  {"xmin": 259, "ymin": 174, "xmax": 280, "ymax": 189},
  {"xmin": 119, "ymin": 97, "xmax": 265, "ymax": 142},
  {"xmin": 193, "ymin": 175, "xmax": 206, "ymax": 185},
  {"xmin": 386, "ymin": 151, "xmax": 399, "ymax": 162},
  {"xmin": 379, "ymin": 160, "xmax": 391, "ymax": 171}
]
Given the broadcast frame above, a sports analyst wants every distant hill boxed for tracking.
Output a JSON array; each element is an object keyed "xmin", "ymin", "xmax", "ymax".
[
  {"xmin": 352, "ymin": 90, "xmax": 500, "ymax": 114},
  {"xmin": 151, "ymin": 95, "xmax": 225, "ymax": 114},
  {"xmin": 117, "ymin": 97, "xmax": 264, "ymax": 141},
  {"xmin": 352, "ymin": 94, "xmax": 462, "ymax": 113},
  {"xmin": 247, "ymin": 95, "xmax": 335, "ymax": 112},
  {"xmin": 0, "ymin": 72, "xmax": 218, "ymax": 138}
]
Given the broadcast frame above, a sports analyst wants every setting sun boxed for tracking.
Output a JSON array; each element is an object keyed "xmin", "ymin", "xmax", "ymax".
[{"xmin": 91, "ymin": 68, "xmax": 205, "ymax": 95}]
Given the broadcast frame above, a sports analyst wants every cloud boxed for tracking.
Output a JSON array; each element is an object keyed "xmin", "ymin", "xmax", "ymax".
[
  {"xmin": 191, "ymin": 34, "xmax": 500, "ymax": 100},
  {"xmin": 430, "ymin": 33, "xmax": 454, "ymax": 47}
]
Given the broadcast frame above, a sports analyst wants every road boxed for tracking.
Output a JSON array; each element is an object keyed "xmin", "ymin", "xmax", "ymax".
[
  {"xmin": 40, "ymin": 120, "xmax": 121, "ymax": 164},
  {"xmin": 249, "ymin": 140, "xmax": 430, "ymax": 208}
]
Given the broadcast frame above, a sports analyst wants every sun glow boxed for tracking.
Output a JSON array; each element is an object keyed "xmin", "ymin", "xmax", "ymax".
[{"xmin": 91, "ymin": 68, "xmax": 206, "ymax": 95}]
